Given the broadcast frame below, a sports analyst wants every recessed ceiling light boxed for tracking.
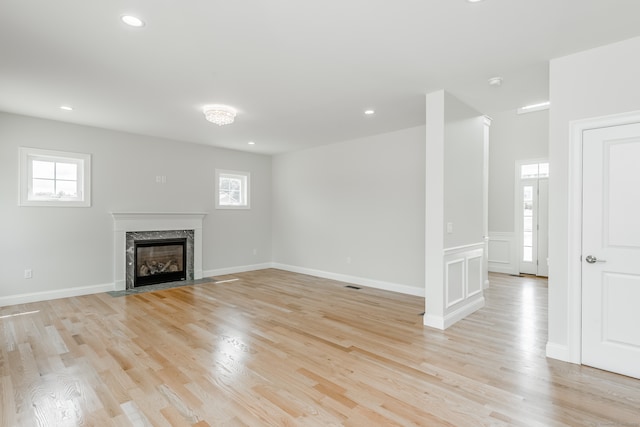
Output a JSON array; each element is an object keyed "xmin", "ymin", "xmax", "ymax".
[
  {"xmin": 121, "ymin": 15, "xmax": 145, "ymax": 27},
  {"xmin": 364, "ymin": 109, "xmax": 375, "ymax": 115},
  {"xmin": 248, "ymin": 141, "xmax": 255, "ymax": 145},
  {"xmin": 60, "ymin": 105, "xmax": 73, "ymax": 111}
]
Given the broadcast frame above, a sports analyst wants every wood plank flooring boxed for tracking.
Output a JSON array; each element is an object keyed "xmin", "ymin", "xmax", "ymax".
[{"xmin": 1, "ymin": 270, "xmax": 639, "ymax": 426}]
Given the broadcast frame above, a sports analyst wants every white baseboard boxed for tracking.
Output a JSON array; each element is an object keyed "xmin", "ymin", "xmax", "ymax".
[
  {"xmin": 202, "ymin": 262, "xmax": 273, "ymax": 278},
  {"xmin": 0, "ymin": 282, "xmax": 116, "ymax": 307},
  {"xmin": 487, "ymin": 264, "xmax": 519, "ymax": 275},
  {"xmin": 423, "ymin": 314, "xmax": 445, "ymax": 329},
  {"xmin": 0, "ymin": 262, "xmax": 423, "ymax": 307},
  {"xmin": 424, "ymin": 296, "xmax": 485, "ymax": 330},
  {"xmin": 545, "ymin": 342, "xmax": 571, "ymax": 362},
  {"xmin": 271, "ymin": 263, "xmax": 425, "ymax": 297}
]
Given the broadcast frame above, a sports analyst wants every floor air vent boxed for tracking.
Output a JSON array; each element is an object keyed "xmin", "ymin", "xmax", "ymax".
[{"xmin": 345, "ymin": 285, "xmax": 361, "ymax": 290}]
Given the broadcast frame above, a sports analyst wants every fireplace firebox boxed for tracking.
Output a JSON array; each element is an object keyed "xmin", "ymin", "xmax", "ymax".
[{"xmin": 134, "ymin": 238, "xmax": 187, "ymax": 286}]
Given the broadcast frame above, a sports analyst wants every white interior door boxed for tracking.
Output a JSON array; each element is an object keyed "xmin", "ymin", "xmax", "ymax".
[{"xmin": 582, "ymin": 122, "xmax": 640, "ymax": 379}]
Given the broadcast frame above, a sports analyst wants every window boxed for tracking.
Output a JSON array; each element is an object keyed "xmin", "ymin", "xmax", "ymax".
[
  {"xmin": 522, "ymin": 185, "xmax": 534, "ymax": 262},
  {"xmin": 520, "ymin": 162, "xmax": 549, "ymax": 179},
  {"xmin": 19, "ymin": 147, "xmax": 91, "ymax": 207},
  {"xmin": 215, "ymin": 169, "xmax": 250, "ymax": 209}
]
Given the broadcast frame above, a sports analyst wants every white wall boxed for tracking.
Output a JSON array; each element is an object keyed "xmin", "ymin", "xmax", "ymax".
[
  {"xmin": 0, "ymin": 112, "xmax": 272, "ymax": 304},
  {"xmin": 272, "ymin": 126, "xmax": 426, "ymax": 295},
  {"xmin": 548, "ymin": 35, "xmax": 640, "ymax": 358},
  {"xmin": 489, "ymin": 109, "xmax": 548, "ymax": 232},
  {"xmin": 443, "ymin": 93, "xmax": 485, "ymax": 249},
  {"xmin": 487, "ymin": 109, "xmax": 548, "ymax": 274}
]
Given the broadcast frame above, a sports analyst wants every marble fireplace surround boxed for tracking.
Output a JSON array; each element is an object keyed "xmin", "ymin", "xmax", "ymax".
[{"xmin": 112, "ymin": 212, "xmax": 206, "ymax": 291}]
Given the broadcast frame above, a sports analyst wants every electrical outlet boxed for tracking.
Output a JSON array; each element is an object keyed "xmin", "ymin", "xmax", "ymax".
[
  {"xmin": 446, "ymin": 222, "xmax": 454, "ymax": 234},
  {"xmin": 24, "ymin": 269, "xmax": 32, "ymax": 279},
  {"xmin": 346, "ymin": 256, "xmax": 352, "ymax": 264},
  {"xmin": 252, "ymin": 249, "xmax": 257, "ymax": 255}
]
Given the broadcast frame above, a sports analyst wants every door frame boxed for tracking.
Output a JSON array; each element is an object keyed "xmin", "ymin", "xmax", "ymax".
[
  {"xmin": 566, "ymin": 110, "xmax": 640, "ymax": 364},
  {"xmin": 514, "ymin": 158, "xmax": 548, "ymax": 276}
]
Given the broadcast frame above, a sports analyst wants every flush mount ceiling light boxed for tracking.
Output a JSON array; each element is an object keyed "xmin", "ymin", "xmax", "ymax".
[
  {"xmin": 517, "ymin": 101, "xmax": 550, "ymax": 114},
  {"xmin": 203, "ymin": 105, "xmax": 237, "ymax": 126},
  {"xmin": 248, "ymin": 141, "xmax": 255, "ymax": 145},
  {"xmin": 60, "ymin": 105, "xmax": 73, "ymax": 111},
  {"xmin": 364, "ymin": 109, "xmax": 375, "ymax": 115},
  {"xmin": 121, "ymin": 15, "xmax": 145, "ymax": 27},
  {"xmin": 467, "ymin": 0, "xmax": 485, "ymax": 3},
  {"xmin": 488, "ymin": 76, "xmax": 503, "ymax": 87}
]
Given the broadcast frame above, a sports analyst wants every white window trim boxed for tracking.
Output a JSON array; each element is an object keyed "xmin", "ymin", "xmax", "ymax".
[
  {"xmin": 215, "ymin": 169, "xmax": 250, "ymax": 210},
  {"xmin": 19, "ymin": 147, "xmax": 92, "ymax": 207}
]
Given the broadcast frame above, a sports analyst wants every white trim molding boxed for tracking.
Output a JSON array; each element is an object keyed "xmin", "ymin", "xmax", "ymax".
[
  {"xmin": 0, "ymin": 282, "xmax": 114, "ymax": 307},
  {"xmin": 545, "ymin": 342, "xmax": 570, "ymax": 362},
  {"xmin": 488, "ymin": 232, "xmax": 518, "ymax": 275},
  {"xmin": 271, "ymin": 263, "xmax": 425, "ymax": 297},
  {"xmin": 559, "ymin": 110, "xmax": 640, "ymax": 364},
  {"xmin": 203, "ymin": 263, "xmax": 272, "ymax": 278},
  {"xmin": 111, "ymin": 212, "xmax": 206, "ymax": 291}
]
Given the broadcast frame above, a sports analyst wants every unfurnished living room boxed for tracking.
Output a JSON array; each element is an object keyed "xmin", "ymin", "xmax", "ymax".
[{"xmin": 1, "ymin": 1, "xmax": 640, "ymax": 426}]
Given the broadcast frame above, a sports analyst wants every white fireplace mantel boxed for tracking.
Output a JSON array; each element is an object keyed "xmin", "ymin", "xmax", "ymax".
[{"xmin": 111, "ymin": 212, "xmax": 206, "ymax": 290}]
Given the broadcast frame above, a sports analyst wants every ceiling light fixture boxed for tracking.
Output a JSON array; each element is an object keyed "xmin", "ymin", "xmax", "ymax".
[
  {"xmin": 203, "ymin": 105, "xmax": 237, "ymax": 126},
  {"xmin": 517, "ymin": 101, "xmax": 550, "ymax": 114},
  {"xmin": 364, "ymin": 109, "xmax": 375, "ymax": 115},
  {"xmin": 121, "ymin": 15, "xmax": 145, "ymax": 27},
  {"xmin": 467, "ymin": 0, "xmax": 484, "ymax": 3},
  {"xmin": 488, "ymin": 76, "xmax": 503, "ymax": 87},
  {"xmin": 60, "ymin": 105, "xmax": 73, "ymax": 111},
  {"xmin": 248, "ymin": 141, "xmax": 255, "ymax": 145}
]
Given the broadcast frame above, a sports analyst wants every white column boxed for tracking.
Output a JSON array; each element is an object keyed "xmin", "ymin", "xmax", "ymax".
[{"xmin": 424, "ymin": 91, "xmax": 446, "ymax": 329}]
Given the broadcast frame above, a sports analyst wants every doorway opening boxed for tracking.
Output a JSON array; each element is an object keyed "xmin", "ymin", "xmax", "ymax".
[{"xmin": 516, "ymin": 160, "xmax": 548, "ymax": 277}]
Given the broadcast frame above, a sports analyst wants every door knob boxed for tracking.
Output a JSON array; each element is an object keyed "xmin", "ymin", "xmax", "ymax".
[{"xmin": 585, "ymin": 255, "xmax": 606, "ymax": 264}]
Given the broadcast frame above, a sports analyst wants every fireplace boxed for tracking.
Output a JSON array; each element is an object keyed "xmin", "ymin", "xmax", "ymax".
[
  {"xmin": 112, "ymin": 212, "xmax": 205, "ymax": 291},
  {"xmin": 134, "ymin": 238, "xmax": 187, "ymax": 286},
  {"xmin": 125, "ymin": 229, "xmax": 195, "ymax": 289}
]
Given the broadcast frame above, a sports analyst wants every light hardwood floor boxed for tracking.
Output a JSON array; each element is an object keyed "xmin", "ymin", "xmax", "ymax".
[{"xmin": 1, "ymin": 270, "xmax": 639, "ymax": 426}]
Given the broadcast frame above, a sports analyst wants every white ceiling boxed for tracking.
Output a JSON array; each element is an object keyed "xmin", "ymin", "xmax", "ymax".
[{"xmin": 2, "ymin": 0, "xmax": 640, "ymax": 155}]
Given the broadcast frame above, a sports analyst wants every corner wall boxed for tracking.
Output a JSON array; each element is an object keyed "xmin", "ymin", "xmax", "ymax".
[
  {"xmin": 0, "ymin": 112, "xmax": 272, "ymax": 305},
  {"xmin": 271, "ymin": 126, "xmax": 426, "ymax": 296}
]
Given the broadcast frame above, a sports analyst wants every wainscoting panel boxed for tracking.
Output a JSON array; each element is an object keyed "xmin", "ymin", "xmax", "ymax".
[
  {"xmin": 467, "ymin": 253, "xmax": 483, "ymax": 298},
  {"xmin": 445, "ymin": 258, "xmax": 465, "ymax": 308},
  {"xmin": 441, "ymin": 243, "xmax": 485, "ymax": 328},
  {"xmin": 488, "ymin": 232, "xmax": 518, "ymax": 275}
]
